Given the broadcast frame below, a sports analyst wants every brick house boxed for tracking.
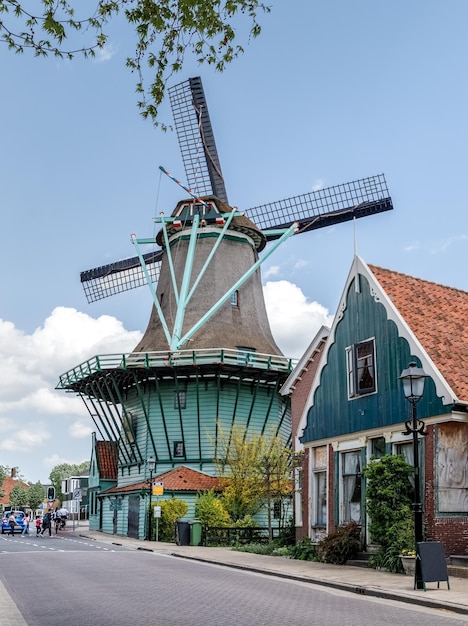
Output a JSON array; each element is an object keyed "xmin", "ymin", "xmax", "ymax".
[
  {"xmin": 286, "ymin": 256, "xmax": 468, "ymax": 555},
  {"xmin": 0, "ymin": 469, "xmax": 29, "ymax": 512}
]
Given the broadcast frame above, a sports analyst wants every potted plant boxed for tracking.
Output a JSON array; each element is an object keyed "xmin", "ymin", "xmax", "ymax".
[{"xmin": 400, "ymin": 549, "xmax": 416, "ymax": 575}]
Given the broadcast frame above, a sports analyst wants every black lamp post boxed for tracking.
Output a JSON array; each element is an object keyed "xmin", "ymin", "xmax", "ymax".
[
  {"xmin": 146, "ymin": 456, "xmax": 156, "ymax": 541},
  {"xmin": 399, "ymin": 361, "xmax": 428, "ymax": 590}
]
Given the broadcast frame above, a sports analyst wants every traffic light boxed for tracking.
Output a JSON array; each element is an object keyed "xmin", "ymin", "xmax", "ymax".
[{"xmin": 47, "ymin": 487, "xmax": 55, "ymax": 500}]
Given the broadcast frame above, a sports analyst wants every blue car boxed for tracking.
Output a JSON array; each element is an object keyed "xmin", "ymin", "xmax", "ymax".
[{"xmin": 1, "ymin": 511, "xmax": 25, "ymax": 534}]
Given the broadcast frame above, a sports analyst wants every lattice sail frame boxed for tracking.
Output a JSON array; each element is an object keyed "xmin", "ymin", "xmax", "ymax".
[{"xmin": 168, "ymin": 76, "xmax": 228, "ymax": 203}]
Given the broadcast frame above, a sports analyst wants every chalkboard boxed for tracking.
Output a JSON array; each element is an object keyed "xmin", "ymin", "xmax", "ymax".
[{"xmin": 417, "ymin": 541, "xmax": 450, "ymax": 590}]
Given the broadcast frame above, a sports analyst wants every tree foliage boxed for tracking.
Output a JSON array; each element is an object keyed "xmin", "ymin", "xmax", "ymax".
[
  {"xmin": 9, "ymin": 483, "xmax": 28, "ymax": 509},
  {"xmin": 0, "ymin": 465, "xmax": 7, "ymax": 501},
  {"xmin": 27, "ymin": 481, "xmax": 46, "ymax": 512},
  {"xmin": 363, "ymin": 453, "xmax": 415, "ymax": 572},
  {"xmin": 49, "ymin": 461, "xmax": 89, "ymax": 501},
  {"xmin": 0, "ymin": 0, "xmax": 269, "ymax": 125},
  {"xmin": 215, "ymin": 426, "xmax": 292, "ymax": 538}
]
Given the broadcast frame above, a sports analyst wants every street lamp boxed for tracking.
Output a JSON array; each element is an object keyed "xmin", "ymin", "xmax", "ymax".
[
  {"xmin": 146, "ymin": 456, "xmax": 156, "ymax": 541},
  {"xmin": 399, "ymin": 361, "xmax": 429, "ymax": 590}
]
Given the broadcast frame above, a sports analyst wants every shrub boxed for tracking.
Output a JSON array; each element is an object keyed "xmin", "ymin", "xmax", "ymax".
[
  {"xmin": 231, "ymin": 515, "xmax": 258, "ymax": 528},
  {"xmin": 363, "ymin": 454, "xmax": 414, "ymax": 571},
  {"xmin": 317, "ymin": 522, "xmax": 361, "ymax": 565},
  {"xmin": 195, "ymin": 490, "xmax": 231, "ymax": 528},
  {"xmin": 288, "ymin": 537, "xmax": 318, "ymax": 561},
  {"xmin": 158, "ymin": 498, "xmax": 189, "ymax": 542}
]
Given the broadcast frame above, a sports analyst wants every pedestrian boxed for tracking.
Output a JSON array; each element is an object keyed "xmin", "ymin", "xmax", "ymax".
[
  {"xmin": 35, "ymin": 516, "xmax": 42, "ymax": 536},
  {"xmin": 40, "ymin": 511, "xmax": 52, "ymax": 537},
  {"xmin": 8, "ymin": 512, "xmax": 16, "ymax": 536},
  {"xmin": 21, "ymin": 513, "xmax": 30, "ymax": 537}
]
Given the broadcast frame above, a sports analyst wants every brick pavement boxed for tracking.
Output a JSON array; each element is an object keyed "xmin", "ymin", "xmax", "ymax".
[{"xmin": 78, "ymin": 524, "xmax": 468, "ymax": 617}]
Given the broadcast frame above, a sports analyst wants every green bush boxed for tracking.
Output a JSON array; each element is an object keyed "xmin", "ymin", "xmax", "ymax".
[
  {"xmin": 195, "ymin": 490, "xmax": 231, "ymax": 528},
  {"xmin": 158, "ymin": 498, "xmax": 189, "ymax": 542},
  {"xmin": 317, "ymin": 522, "xmax": 361, "ymax": 565},
  {"xmin": 363, "ymin": 454, "xmax": 414, "ymax": 572},
  {"xmin": 231, "ymin": 515, "xmax": 258, "ymax": 528},
  {"xmin": 234, "ymin": 542, "xmax": 277, "ymax": 555},
  {"xmin": 288, "ymin": 537, "xmax": 318, "ymax": 561}
]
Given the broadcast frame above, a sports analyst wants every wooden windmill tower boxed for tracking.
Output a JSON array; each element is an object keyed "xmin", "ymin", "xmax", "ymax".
[{"xmin": 57, "ymin": 77, "xmax": 393, "ymax": 538}]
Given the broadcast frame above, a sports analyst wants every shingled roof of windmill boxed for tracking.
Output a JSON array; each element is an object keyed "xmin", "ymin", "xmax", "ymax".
[{"xmin": 368, "ymin": 264, "xmax": 468, "ymax": 400}]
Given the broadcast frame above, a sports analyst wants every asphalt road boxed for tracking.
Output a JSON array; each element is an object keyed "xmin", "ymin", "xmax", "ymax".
[{"xmin": 1, "ymin": 535, "xmax": 468, "ymax": 626}]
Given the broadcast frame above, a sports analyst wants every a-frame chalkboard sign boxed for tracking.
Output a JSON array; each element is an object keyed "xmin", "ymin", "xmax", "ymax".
[{"xmin": 417, "ymin": 541, "xmax": 450, "ymax": 591}]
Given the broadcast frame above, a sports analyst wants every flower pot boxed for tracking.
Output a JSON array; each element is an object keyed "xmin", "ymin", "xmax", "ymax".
[{"xmin": 400, "ymin": 556, "xmax": 416, "ymax": 575}]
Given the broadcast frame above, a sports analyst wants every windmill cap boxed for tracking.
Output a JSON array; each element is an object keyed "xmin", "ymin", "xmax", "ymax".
[{"xmin": 156, "ymin": 196, "xmax": 267, "ymax": 252}]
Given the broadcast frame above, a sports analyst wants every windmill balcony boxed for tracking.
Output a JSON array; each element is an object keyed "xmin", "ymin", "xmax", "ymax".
[{"xmin": 56, "ymin": 348, "xmax": 298, "ymax": 390}]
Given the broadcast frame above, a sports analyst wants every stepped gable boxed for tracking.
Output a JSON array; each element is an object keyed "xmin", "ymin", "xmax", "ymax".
[{"xmin": 368, "ymin": 264, "xmax": 468, "ymax": 400}]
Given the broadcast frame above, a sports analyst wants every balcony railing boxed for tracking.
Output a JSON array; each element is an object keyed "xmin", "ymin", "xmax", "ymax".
[{"xmin": 57, "ymin": 348, "xmax": 297, "ymax": 388}]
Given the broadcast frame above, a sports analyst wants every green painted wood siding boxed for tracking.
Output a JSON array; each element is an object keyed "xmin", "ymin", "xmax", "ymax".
[
  {"xmin": 117, "ymin": 377, "xmax": 290, "ymax": 478},
  {"xmin": 301, "ymin": 274, "xmax": 449, "ymax": 443}
]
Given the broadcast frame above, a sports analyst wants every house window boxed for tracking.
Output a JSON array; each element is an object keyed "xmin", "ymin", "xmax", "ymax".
[
  {"xmin": 315, "ymin": 471, "xmax": 327, "ymax": 526},
  {"xmin": 341, "ymin": 450, "xmax": 362, "ymax": 524},
  {"xmin": 396, "ymin": 442, "xmax": 415, "ymax": 487},
  {"xmin": 312, "ymin": 446, "xmax": 327, "ymax": 528},
  {"xmin": 122, "ymin": 411, "xmax": 137, "ymax": 444},
  {"xmin": 370, "ymin": 436, "xmax": 386, "ymax": 459},
  {"xmin": 173, "ymin": 441, "xmax": 185, "ymax": 458},
  {"xmin": 231, "ymin": 291, "xmax": 239, "ymax": 307},
  {"xmin": 346, "ymin": 339, "xmax": 376, "ymax": 398},
  {"xmin": 174, "ymin": 391, "xmax": 186, "ymax": 410},
  {"xmin": 273, "ymin": 501, "xmax": 281, "ymax": 520}
]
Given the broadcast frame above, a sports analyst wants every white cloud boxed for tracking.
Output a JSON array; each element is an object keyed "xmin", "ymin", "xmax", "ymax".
[
  {"xmin": 312, "ymin": 179, "xmax": 325, "ymax": 191},
  {"xmin": 264, "ymin": 265, "xmax": 280, "ymax": 278},
  {"xmin": 93, "ymin": 44, "xmax": 116, "ymax": 63},
  {"xmin": 263, "ymin": 280, "xmax": 333, "ymax": 359},
  {"xmin": 429, "ymin": 234, "xmax": 468, "ymax": 255},
  {"xmin": 404, "ymin": 241, "xmax": 420, "ymax": 252},
  {"xmin": 0, "ymin": 307, "xmax": 142, "ymax": 482}
]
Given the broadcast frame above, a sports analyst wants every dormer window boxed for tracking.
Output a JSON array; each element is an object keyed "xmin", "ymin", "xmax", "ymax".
[{"xmin": 346, "ymin": 339, "xmax": 376, "ymax": 398}]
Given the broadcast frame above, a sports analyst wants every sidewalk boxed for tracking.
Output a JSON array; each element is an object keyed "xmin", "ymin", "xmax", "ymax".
[{"xmin": 75, "ymin": 524, "xmax": 468, "ymax": 617}]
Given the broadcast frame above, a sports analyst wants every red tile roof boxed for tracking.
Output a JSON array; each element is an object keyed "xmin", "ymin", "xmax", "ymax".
[
  {"xmin": 101, "ymin": 466, "xmax": 218, "ymax": 495},
  {"xmin": 368, "ymin": 264, "xmax": 468, "ymax": 400},
  {"xmin": 0, "ymin": 477, "xmax": 29, "ymax": 507},
  {"xmin": 96, "ymin": 441, "xmax": 118, "ymax": 480}
]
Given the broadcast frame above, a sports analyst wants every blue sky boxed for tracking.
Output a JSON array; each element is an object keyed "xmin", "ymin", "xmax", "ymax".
[{"xmin": 1, "ymin": 0, "xmax": 468, "ymax": 484}]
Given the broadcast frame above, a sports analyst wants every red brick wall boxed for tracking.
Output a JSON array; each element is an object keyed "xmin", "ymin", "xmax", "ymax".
[{"xmin": 290, "ymin": 340, "xmax": 327, "ymax": 541}]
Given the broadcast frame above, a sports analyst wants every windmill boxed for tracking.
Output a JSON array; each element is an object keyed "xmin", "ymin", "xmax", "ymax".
[{"xmin": 57, "ymin": 77, "xmax": 393, "ymax": 539}]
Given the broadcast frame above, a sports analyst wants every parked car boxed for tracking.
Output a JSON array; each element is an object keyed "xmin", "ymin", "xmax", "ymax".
[{"xmin": 1, "ymin": 511, "xmax": 25, "ymax": 534}]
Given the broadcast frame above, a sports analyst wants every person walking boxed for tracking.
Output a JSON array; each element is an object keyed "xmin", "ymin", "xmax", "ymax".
[
  {"xmin": 21, "ymin": 513, "xmax": 30, "ymax": 537},
  {"xmin": 8, "ymin": 512, "xmax": 16, "ymax": 536},
  {"xmin": 35, "ymin": 516, "xmax": 42, "ymax": 536},
  {"xmin": 40, "ymin": 511, "xmax": 52, "ymax": 537}
]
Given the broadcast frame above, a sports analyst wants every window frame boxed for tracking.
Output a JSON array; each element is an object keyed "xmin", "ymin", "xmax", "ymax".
[
  {"xmin": 174, "ymin": 390, "xmax": 187, "ymax": 410},
  {"xmin": 346, "ymin": 338, "xmax": 377, "ymax": 399}
]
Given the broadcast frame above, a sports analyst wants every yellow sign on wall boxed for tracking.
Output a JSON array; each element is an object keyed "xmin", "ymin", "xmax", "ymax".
[{"xmin": 152, "ymin": 481, "xmax": 164, "ymax": 496}]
